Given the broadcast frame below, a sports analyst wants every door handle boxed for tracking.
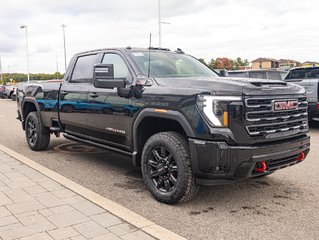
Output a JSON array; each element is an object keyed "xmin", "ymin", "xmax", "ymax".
[{"xmin": 89, "ymin": 93, "xmax": 99, "ymax": 98}]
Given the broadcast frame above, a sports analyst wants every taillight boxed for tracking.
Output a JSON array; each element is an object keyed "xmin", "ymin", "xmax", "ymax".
[{"xmin": 317, "ymin": 103, "xmax": 319, "ymax": 110}]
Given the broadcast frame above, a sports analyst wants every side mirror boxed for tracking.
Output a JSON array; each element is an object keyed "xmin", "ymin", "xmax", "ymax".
[
  {"xmin": 219, "ymin": 69, "xmax": 228, "ymax": 77},
  {"xmin": 93, "ymin": 64, "xmax": 125, "ymax": 89}
]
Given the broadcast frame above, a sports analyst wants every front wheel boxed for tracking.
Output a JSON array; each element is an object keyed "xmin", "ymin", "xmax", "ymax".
[
  {"xmin": 25, "ymin": 112, "xmax": 50, "ymax": 151},
  {"xmin": 141, "ymin": 131, "xmax": 198, "ymax": 204}
]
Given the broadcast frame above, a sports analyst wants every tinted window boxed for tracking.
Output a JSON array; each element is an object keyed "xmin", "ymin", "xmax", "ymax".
[
  {"xmin": 250, "ymin": 71, "xmax": 266, "ymax": 79},
  {"xmin": 71, "ymin": 54, "xmax": 98, "ymax": 82},
  {"xmin": 286, "ymin": 69, "xmax": 305, "ymax": 79},
  {"xmin": 129, "ymin": 51, "xmax": 218, "ymax": 78},
  {"xmin": 267, "ymin": 71, "xmax": 281, "ymax": 80},
  {"xmin": 102, "ymin": 54, "xmax": 131, "ymax": 82},
  {"xmin": 228, "ymin": 72, "xmax": 247, "ymax": 78},
  {"xmin": 307, "ymin": 69, "xmax": 319, "ymax": 78}
]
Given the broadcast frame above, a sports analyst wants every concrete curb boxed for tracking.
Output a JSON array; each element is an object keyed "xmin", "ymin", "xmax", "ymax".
[{"xmin": 0, "ymin": 144, "xmax": 186, "ymax": 240}]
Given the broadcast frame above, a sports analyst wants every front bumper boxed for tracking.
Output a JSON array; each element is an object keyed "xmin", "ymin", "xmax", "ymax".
[{"xmin": 189, "ymin": 135, "xmax": 310, "ymax": 185}]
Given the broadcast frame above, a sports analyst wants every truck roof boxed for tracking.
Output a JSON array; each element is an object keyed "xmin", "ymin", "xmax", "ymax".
[{"xmin": 75, "ymin": 47, "xmax": 174, "ymax": 56}]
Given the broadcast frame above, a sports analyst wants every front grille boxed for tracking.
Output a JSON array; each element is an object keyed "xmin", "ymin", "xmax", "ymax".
[{"xmin": 245, "ymin": 96, "xmax": 308, "ymax": 137}]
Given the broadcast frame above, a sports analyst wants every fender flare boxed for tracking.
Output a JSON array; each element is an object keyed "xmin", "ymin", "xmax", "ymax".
[
  {"xmin": 132, "ymin": 108, "xmax": 195, "ymax": 154},
  {"xmin": 21, "ymin": 97, "xmax": 43, "ymax": 130}
]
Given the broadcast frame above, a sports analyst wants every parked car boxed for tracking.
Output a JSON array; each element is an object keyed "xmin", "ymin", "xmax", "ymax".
[
  {"xmin": 0, "ymin": 85, "xmax": 6, "ymax": 98},
  {"xmin": 17, "ymin": 47, "xmax": 310, "ymax": 204},
  {"xmin": 228, "ymin": 69, "xmax": 287, "ymax": 80},
  {"xmin": 3, "ymin": 85, "xmax": 16, "ymax": 100},
  {"xmin": 284, "ymin": 66, "xmax": 319, "ymax": 121}
]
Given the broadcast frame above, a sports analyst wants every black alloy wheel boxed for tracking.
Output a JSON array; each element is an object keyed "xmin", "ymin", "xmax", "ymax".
[
  {"xmin": 25, "ymin": 112, "xmax": 50, "ymax": 151},
  {"xmin": 26, "ymin": 118, "xmax": 37, "ymax": 146},
  {"xmin": 147, "ymin": 146, "xmax": 178, "ymax": 193}
]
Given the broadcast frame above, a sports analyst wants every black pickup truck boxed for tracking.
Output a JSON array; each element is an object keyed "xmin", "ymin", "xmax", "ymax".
[{"xmin": 17, "ymin": 47, "xmax": 310, "ymax": 204}]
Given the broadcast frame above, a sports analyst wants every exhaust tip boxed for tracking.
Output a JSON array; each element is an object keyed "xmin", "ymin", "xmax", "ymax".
[
  {"xmin": 296, "ymin": 152, "xmax": 305, "ymax": 161},
  {"xmin": 255, "ymin": 161, "xmax": 267, "ymax": 173}
]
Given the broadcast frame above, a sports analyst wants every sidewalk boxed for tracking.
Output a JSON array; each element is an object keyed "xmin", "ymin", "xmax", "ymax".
[{"xmin": 0, "ymin": 150, "xmax": 158, "ymax": 240}]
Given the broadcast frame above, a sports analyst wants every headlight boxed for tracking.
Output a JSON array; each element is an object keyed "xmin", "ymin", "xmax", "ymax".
[{"xmin": 197, "ymin": 95, "xmax": 242, "ymax": 127}]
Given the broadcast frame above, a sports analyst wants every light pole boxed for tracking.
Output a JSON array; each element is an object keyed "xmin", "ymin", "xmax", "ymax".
[
  {"xmin": 158, "ymin": 0, "xmax": 171, "ymax": 47},
  {"xmin": 158, "ymin": 0, "xmax": 162, "ymax": 47},
  {"xmin": 0, "ymin": 56, "xmax": 2, "ymax": 84},
  {"xmin": 61, "ymin": 24, "xmax": 67, "ymax": 72},
  {"xmin": 56, "ymin": 55, "xmax": 59, "ymax": 79},
  {"xmin": 20, "ymin": 25, "xmax": 30, "ymax": 82}
]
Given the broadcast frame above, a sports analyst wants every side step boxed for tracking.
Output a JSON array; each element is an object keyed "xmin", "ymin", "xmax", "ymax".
[
  {"xmin": 63, "ymin": 133, "xmax": 133, "ymax": 157},
  {"xmin": 50, "ymin": 127, "xmax": 61, "ymax": 132}
]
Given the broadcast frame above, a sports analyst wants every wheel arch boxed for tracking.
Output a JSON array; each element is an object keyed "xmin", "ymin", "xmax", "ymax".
[
  {"xmin": 21, "ymin": 98, "xmax": 43, "ymax": 130},
  {"xmin": 132, "ymin": 108, "xmax": 195, "ymax": 165}
]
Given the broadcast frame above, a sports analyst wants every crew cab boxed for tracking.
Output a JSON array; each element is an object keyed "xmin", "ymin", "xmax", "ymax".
[{"xmin": 17, "ymin": 47, "xmax": 310, "ymax": 204}]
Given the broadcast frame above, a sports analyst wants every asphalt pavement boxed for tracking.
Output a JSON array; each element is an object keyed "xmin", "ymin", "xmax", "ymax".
[{"xmin": 0, "ymin": 99, "xmax": 318, "ymax": 240}]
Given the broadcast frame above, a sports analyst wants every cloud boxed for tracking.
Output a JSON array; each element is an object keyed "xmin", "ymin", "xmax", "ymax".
[{"xmin": 0, "ymin": 0, "xmax": 318, "ymax": 72}]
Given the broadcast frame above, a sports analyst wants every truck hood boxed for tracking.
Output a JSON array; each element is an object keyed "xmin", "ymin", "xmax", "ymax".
[{"xmin": 154, "ymin": 77, "xmax": 305, "ymax": 96}]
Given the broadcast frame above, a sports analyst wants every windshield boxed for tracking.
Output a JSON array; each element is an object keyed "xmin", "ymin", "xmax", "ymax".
[{"xmin": 129, "ymin": 51, "xmax": 218, "ymax": 78}]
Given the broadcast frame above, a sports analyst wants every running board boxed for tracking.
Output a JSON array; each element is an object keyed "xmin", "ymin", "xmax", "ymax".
[{"xmin": 63, "ymin": 133, "xmax": 133, "ymax": 157}]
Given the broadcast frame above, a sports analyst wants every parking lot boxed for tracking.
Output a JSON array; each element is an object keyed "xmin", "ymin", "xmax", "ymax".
[{"xmin": 0, "ymin": 99, "xmax": 318, "ymax": 240}]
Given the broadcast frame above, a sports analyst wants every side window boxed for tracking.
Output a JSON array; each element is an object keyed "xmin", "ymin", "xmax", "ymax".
[
  {"xmin": 102, "ymin": 54, "xmax": 131, "ymax": 82},
  {"xmin": 71, "ymin": 54, "xmax": 98, "ymax": 83},
  {"xmin": 307, "ymin": 68, "xmax": 319, "ymax": 78},
  {"xmin": 286, "ymin": 69, "xmax": 305, "ymax": 79}
]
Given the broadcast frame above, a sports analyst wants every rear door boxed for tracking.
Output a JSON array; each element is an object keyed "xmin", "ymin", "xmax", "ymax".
[{"xmin": 59, "ymin": 53, "xmax": 100, "ymax": 136}]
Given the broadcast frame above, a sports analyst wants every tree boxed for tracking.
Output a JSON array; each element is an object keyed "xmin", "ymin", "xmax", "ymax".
[
  {"xmin": 233, "ymin": 57, "xmax": 249, "ymax": 70},
  {"xmin": 208, "ymin": 57, "xmax": 234, "ymax": 70}
]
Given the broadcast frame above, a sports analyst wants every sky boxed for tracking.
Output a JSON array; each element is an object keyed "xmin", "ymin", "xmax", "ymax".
[{"xmin": 0, "ymin": 0, "xmax": 318, "ymax": 73}]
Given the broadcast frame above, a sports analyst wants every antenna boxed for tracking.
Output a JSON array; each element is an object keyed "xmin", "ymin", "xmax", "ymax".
[{"xmin": 147, "ymin": 33, "xmax": 152, "ymax": 78}]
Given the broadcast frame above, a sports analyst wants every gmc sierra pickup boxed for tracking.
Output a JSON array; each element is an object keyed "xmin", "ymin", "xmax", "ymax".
[{"xmin": 17, "ymin": 47, "xmax": 310, "ymax": 204}]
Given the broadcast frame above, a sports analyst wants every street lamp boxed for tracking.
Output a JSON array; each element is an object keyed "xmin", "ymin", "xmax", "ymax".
[
  {"xmin": 158, "ymin": 0, "xmax": 171, "ymax": 47},
  {"xmin": 20, "ymin": 25, "xmax": 30, "ymax": 82},
  {"xmin": 61, "ymin": 24, "xmax": 67, "ymax": 72},
  {"xmin": 158, "ymin": 0, "xmax": 162, "ymax": 47}
]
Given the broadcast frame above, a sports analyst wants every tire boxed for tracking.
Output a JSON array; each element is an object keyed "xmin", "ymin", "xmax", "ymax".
[
  {"xmin": 61, "ymin": 105, "xmax": 74, "ymax": 113},
  {"xmin": 141, "ymin": 131, "xmax": 198, "ymax": 204},
  {"xmin": 102, "ymin": 108, "xmax": 113, "ymax": 114},
  {"xmin": 25, "ymin": 112, "xmax": 50, "ymax": 151}
]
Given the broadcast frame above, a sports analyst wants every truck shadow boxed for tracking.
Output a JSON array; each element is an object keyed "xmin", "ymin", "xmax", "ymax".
[
  {"xmin": 50, "ymin": 140, "xmax": 308, "ymax": 216},
  {"xmin": 309, "ymin": 121, "xmax": 319, "ymax": 129}
]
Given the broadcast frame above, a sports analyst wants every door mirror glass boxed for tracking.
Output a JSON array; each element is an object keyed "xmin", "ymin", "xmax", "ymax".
[{"xmin": 93, "ymin": 64, "xmax": 125, "ymax": 89}]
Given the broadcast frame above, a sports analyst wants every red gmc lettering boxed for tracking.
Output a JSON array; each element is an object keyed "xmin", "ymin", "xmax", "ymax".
[{"xmin": 274, "ymin": 101, "xmax": 298, "ymax": 111}]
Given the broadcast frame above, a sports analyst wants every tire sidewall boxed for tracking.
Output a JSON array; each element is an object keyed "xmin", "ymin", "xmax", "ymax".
[
  {"xmin": 141, "ymin": 134, "xmax": 189, "ymax": 203},
  {"xmin": 25, "ymin": 112, "xmax": 42, "ymax": 150}
]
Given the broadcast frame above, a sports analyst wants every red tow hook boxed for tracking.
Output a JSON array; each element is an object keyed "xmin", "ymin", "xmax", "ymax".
[
  {"xmin": 255, "ymin": 161, "xmax": 267, "ymax": 173},
  {"xmin": 296, "ymin": 152, "xmax": 305, "ymax": 161}
]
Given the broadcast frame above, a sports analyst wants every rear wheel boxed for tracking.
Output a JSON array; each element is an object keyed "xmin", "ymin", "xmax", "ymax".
[
  {"xmin": 141, "ymin": 131, "xmax": 198, "ymax": 204},
  {"xmin": 25, "ymin": 112, "xmax": 50, "ymax": 151}
]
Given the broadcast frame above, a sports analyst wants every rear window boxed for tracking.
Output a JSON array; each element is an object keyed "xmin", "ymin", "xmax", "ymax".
[
  {"xmin": 267, "ymin": 71, "xmax": 282, "ymax": 80},
  {"xmin": 249, "ymin": 71, "xmax": 267, "ymax": 79},
  {"xmin": 228, "ymin": 72, "xmax": 247, "ymax": 78}
]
